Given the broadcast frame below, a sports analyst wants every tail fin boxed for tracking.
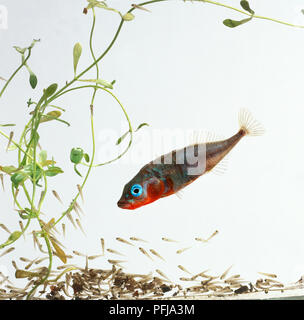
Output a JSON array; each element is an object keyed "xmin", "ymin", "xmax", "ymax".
[{"xmin": 238, "ymin": 108, "xmax": 265, "ymax": 136}]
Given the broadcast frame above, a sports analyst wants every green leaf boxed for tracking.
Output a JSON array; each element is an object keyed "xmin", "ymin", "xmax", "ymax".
[
  {"xmin": 31, "ymin": 131, "xmax": 40, "ymax": 146},
  {"xmin": 0, "ymin": 165, "xmax": 19, "ymax": 174},
  {"xmin": 223, "ymin": 17, "xmax": 252, "ymax": 28},
  {"xmin": 73, "ymin": 42, "xmax": 82, "ymax": 75},
  {"xmin": 116, "ymin": 131, "xmax": 130, "ymax": 145},
  {"xmin": 45, "ymin": 166, "xmax": 64, "ymax": 177},
  {"xmin": 24, "ymin": 164, "xmax": 42, "ymax": 182},
  {"xmin": 11, "ymin": 172, "xmax": 28, "ymax": 188},
  {"xmin": 13, "ymin": 40, "xmax": 40, "ymax": 56},
  {"xmin": 27, "ymin": 98, "xmax": 35, "ymax": 108},
  {"xmin": 122, "ymin": 13, "xmax": 135, "ymax": 21},
  {"xmin": 47, "ymin": 104, "xmax": 66, "ymax": 112},
  {"xmin": 94, "ymin": 2, "xmax": 107, "ymax": 8},
  {"xmin": 25, "ymin": 208, "xmax": 39, "ymax": 217},
  {"xmin": 8, "ymin": 231, "xmax": 22, "ymax": 242},
  {"xmin": 22, "ymin": 208, "xmax": 39, "ymax": 219},
  {"xmin": 79, "ymin": 79, "xmax": 113, "ymax": 89},
  {"xmin": 0, "ymin": 231, "xmax": 22, "ymax": 248},
  {"xmin": 29, "ymin": 39, "xmax": 40, "ymax": 49},
  {"xmin": 135, "ymin": 123, "xmax": 149, "ymax": 132},
  {"xmin": 87, "ymin": 0, "xmax": 106, "ymax": 9},
  {"xmin": 95, "ymin": 79, "xmax": 113, "ymax": 88},
  {"xmin": 40, "ymin": 113, "xmax": 70, "ymax": 127},
  {"xmin": 15, "ymin": 208, "xmax": 39, "ymax": 220},
  {"xmin": 84, "ymin": 153, "xmax": 90, "ymax": 163},
  {"xmin": 240, "ymin": 1, "xmax": 254, "ymax": 14},
  {"xmin": 25, "ymin": 63, "xmax": 38, "ymax": 89},
  {"xmin": 70, "ymin": 148, "xmax": 84, "ymax": 164},
  {"xmin": 29, "ymin": 72, "xmax": 38, "ymax": 89},
  {"xmin": 40, "ymin": 160, "xmax": 56, "ymax": 167},
  {"xmin": 7, "ymin": 145, "xmax": 18, "ymax": 151},
  {"xmin": 42, "ymin": 83, "xmax": 58, "ymax": 100},
  {"xmin": 39, "ymin": 150, "xmax": 47, "ymax": 163},
  {"xmin": 86, "ymin": 0, "xmax": 119, "ymax": 14},
  {"xmin": 13, "ymin": 46, "xmax": 26, "ymax": 54},
  {"xmin": 74, "ymin": 164, "xmax": 82, "ymax": 177},
  {"xmin": 40, "ymin": 111, "xmax": 62, "ymax": 123},
  {"xmin": 0, "ymin": 124, "xmax": 16, "ymax": 127}
]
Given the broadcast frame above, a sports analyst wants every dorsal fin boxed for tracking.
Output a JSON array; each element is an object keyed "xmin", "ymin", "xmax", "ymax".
[
  {"xmin": 189, "ymin": 130, "xmax": 225, "ymax": 145},
  {"xmin": 205, "ymin": 131, "xmax": 225, "ymax": 143}
]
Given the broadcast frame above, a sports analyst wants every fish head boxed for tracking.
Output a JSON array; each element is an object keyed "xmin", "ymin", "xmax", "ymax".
[{"xmin": 117, "ymin": 174, "xmax": 164, "ymax": 210}]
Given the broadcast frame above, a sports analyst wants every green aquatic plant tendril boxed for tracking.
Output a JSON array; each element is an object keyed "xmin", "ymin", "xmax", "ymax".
[{"xmin": 0, "ymin": 49, "xmax": 32, "ymax": 98}]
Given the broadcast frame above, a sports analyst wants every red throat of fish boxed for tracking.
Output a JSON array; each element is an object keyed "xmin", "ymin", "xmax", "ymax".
[{"xmin": 117, "ymin": 178, "xmax": 167, "ymax": 210}]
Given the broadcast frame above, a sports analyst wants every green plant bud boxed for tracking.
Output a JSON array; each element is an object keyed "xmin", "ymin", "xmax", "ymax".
[
  {"xmin": 11, "ymin": 172, "xmax": 28, "ymax": 188},
  {"xmin": 29, "ymin": 72, "xmax": 38, "ymax": 89},
  {"xmin": 40, "ymin": 110, "xmax": 62, "ymax": 123},
  {"xmin": 39, "ymin": 150, "xmax": 47, "ymax": 163},
  {"xmin": 116, "ymin": 131, "xmax": 129, "ymax": 145},
  {"xmin": 135, "ymin": 123, "xmax": 149, "ymax": 132},
  {"xmin": 43, "ymin": 83, "xmax": 58, "ymax": 99},
  {"xmin": 223, "ymin": 17, "xmax": 252, "ymax": 28},
  {"xmin": 29, "ymin": 39, "xmax": 40, "ymax": 49},
  {"xmin": 73, "ymin": 42, "xmax": 82, "ymax": 75},
  {"xmin": 122, "ymin": 13, "xmax": 135, "ymax": 21},
  {"xmin": 79, "ymin": 78, "xmax": 113, "ymax": 89},
  {"xmin": 24, "ymin": 164, "xmax": 42, "ymax": 181},
  {"xmin": 70, "ymin": 148, "xmax": 84, "ymax": 164},
  {"xmin": 0, "ymin": 165, "xmax": 18, "ymax": 174},
  {"xmin": 8, "ymin": 231, "xmax": 22, "ymax": 241},
  {"xmin": 13, "ymin": 46, "xmax": 26, "ymax": 54},
  {"xmin": 84, "ymin": 153, "xmax": 90, "ymax": 163},
  {"xmin": 45, "ymin": 166, "xmax": 64, "ymax": 177},
  {"xmin": 0, "ymin": 124, "xmax": 15, "ymax": 127},
  {"xmin": 240, "ymin": 1, "xmax": 254, "ymax": 14}
]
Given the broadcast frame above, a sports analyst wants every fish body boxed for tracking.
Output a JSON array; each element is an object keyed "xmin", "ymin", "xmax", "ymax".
[{"xmin": 118, "ymin": 109, "xmax": 264, "ymax": 210}]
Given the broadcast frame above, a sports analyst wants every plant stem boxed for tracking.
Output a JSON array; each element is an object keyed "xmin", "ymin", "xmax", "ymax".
[
  {"xmin": 53, "ymin": 100, "xmax": 96, "ymax": 228},
  {"xmin": 48, "ymin": 19, "xmax": 124, "ymax": 105},
  {"xmin": 52, "ymin": 9, "xmax": 100, "ymax": 228},
  {"xmin": 130, "ymin": 0, "xmax": 304, "ymax": 28},
  {"xmin": 0, "ymin": 49, "xmax": 32, "ymax": 98},
  {"xmin": 52, "ymin": 84, "xmax": 134, "ymax": 166},
  {"xmin": 89, "ymin": 8, "xmax": 100, "ymax": 104},
  {"xmin": 200, "ymin": 0, "xmax": 304, "ymax": 28},
  {"xmin": 47, "ymin": 0, "xmax": 304, "ymax": 108},
  {"xmin": 18, "ymin": 119, "xmax": 32, "ymax": 165},
  {"xmin": 0, "ymin": 185, "xmax": 31, "ymax": 249},
  {"xmin": 26, "ymin": 230, "xmax": 52, "ymax": 300}
]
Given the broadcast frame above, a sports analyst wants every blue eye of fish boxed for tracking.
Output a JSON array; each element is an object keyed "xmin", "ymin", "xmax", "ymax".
[{"xmin": 131, "ymin": 184, "xmax": 143, "ymax": 197}]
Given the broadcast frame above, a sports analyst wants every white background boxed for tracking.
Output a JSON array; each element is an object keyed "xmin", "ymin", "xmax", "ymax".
[{"xmin": 1, "ymin": 0, "xmax": 304, "ymax": 290}]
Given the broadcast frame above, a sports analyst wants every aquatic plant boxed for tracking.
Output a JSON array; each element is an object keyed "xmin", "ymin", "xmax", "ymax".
[{"xmin": 0, "ymin": 0, "xmax": 303, "ymax": 299}]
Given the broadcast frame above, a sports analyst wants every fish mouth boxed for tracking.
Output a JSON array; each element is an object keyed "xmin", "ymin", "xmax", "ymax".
[{"xmin": 117, "ymin": 199, "xmax": 133, "ymax": 210}]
